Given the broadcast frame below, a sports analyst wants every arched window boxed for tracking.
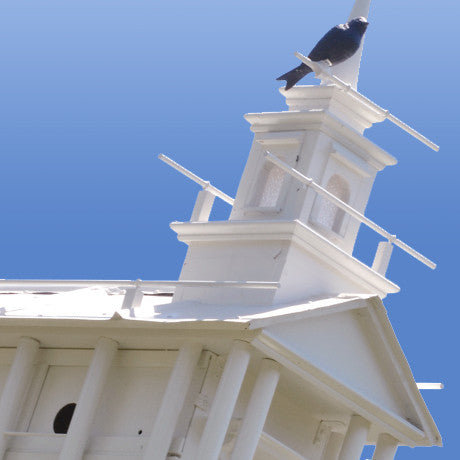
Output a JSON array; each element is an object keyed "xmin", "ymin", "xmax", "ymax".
[
  {"xmin": 250, "ymin": 163, "xmax": 285, "ymax": 208},
  {"xmin": 316, "ymin": 174, "xmax": 350, "ymax": 234}
]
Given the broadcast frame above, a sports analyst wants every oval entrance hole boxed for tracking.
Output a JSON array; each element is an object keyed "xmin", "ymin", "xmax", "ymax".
[{"xmin": 53, "ymin": 402, "xmax": 76, "ymax": 434}]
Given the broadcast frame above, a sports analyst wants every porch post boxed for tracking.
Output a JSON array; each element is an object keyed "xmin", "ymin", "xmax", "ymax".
[
  {"xmin": 372, "ymin": 433, "xmax": 398, "ymax": 460},
  {"xmin": 0, "ymin": 337, "xmax": 40, "ymax": 457},
  {"xmin": 337, "ymin": 415, "xmax": 370, "ymax": 460},
  {"xmin": 230, "ymin": 359, "xmax": 280, "ymax": 460},
  {"xmin": 59, "ymin": 337, "xmax": 118, "ymax": 460},
  {"xmin": 196, "ymin": 340, "xmax": 251, "ymax": 460},
  {"xmin": 143, "ymin": 343, "xmax": 202, "ymax": 460}
]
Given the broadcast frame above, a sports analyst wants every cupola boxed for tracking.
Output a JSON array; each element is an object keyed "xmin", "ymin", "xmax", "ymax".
[{"xmin": 169, "ymin": 0, "xmax": 435, "ymax": 307}]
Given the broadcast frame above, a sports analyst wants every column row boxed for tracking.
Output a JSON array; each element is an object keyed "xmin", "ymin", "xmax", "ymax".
[
  {"xmin": 336, "ymin": 414, "xmax": 399, "ymax": 460},
  {"xmin": 0, "ymin": 337, "xmax": 280, "ymax": 460}
]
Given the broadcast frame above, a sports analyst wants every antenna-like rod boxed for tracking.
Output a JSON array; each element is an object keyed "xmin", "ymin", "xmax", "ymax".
[
  {"xmin": 158, "ymin": 154, "xmax": 234, "ymax": 205},
  {"xmin": 295, "ymin": 52, "xmax": 439, "ymax": 152}
]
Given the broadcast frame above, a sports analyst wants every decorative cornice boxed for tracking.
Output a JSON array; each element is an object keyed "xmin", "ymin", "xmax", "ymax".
[
  {"xmin": 251, "ymin": 330, "xmax": 433, "ymax": 447},
  {"xmin": 244, "ymin": 109, "xmax": 396, "ymax": 171},
  {"xmin": 170, "ymin": 219, "xmax": 399, "ymax": 296}
]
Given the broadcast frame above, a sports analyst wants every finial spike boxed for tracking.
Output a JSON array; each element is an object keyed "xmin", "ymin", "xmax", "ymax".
[{"xmin": 348, "ymin": 0, "xmax": 371, "ymax": 21}]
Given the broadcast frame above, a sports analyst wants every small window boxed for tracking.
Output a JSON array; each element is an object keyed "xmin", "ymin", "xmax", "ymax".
[
  {"xmin": 53, "ymin": 403, "xmax": 76, "ymax": 434},
  {"xmin": 250, "ymin": 163, "xmax": 285, "ymax": 208},
  {"xmin": 316, "ymin": 174, "xmax": 350, "ymax": 234}
]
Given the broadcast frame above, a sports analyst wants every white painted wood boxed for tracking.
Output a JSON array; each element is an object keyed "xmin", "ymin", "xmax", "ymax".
[
  {"xmin": 28, "ymin": 365, "xmax": 87, "ymax": 434},
  {"xmin": 59, "ymin": 337, "xmax": 118, "ymax": 460},
  {"xmin": 416, "ymin": 383, "xmax": 444, "ymax": 390},
  {"xmin": 6, "ymin": 453, "xmax": 139, "ymax": 460},
  {"xmin": 312, "ymin": 424, "xmax": 332, "ymax": 460},
  {"xmin": 16, "ymin": 363, "xmax": 49, "ymax": 432},
  {"xmin": 372, "ymin": 242, "xmax": 394, "ymax": 276},
  {"xmin": 312, "ymin": 421, "xmax": 346, "ymax": 460},
  {"xmin": 372, "ymin": 433, "xmax": 398, "ymax": 460},
  {"xmin": 143, "ymin": 343, "xmax": 202, "ymax": 460},
  {"xmin": 180, "ymin": 353, "xmax": 222, "ymax": 460},
  {"xmin": 365, "ymin": 307, "xmax": 437, "ymax": 444},
  {"xmin": 191, "ymin": 189, "xmax": 216, "ymax": 222},
  {"xmin": 230, "ymin": 359, "xmax": 280, "ymax": 460},
  {"xmin": 0, "ymin": 337, "xmax": 40, "ymax": 458},
  {"xmin": 121, "ymin": 283, "xmax": 144, "ymax": 309},
  {"xmin": 90, "ymin": 366, "xmax": 172, "ymax": 437},
  {"xmin": 196, "ymin": 341, "xmax": 251, "ymax": 460},
  {"xmin": 255, "ymin": 432, "xmax": 306, "ymax": 460},
  {"xmin": 264, "ymin": 151, "xmax": 435, "ymax": 269},
  {"xmin": 173, "ymin": 220, "xmax": 399, "ymax": 306},
  {"xmin": 322, "ymin": 432, "xmax": 344, "ymax": 460},
  {"xmin": 337, "ymin": 415, "xmax": 370, "ymax": 460},
  {"xmin": 294, "ymin": 53, "xmax": 439, "ymax": 152},
  {"xmin": 4, "ymin": 432, "xmax": 65, "ymax": 438},
  {"xmin": 158, "ymin": 154, "xmax": 234, "ymax": 205},
  {"xmin": 0, "ymin": 279, "xmax": 275, "ymax": 291}
]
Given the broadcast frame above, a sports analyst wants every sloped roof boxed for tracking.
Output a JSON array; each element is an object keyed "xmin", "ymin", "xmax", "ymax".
[
  {"xmin": 249, "ymin": 295, "xmax": 442, "ymax": 448},
  {"xmin": 0, "ymin": 286, "xmax": 361, "ymax": 324},
  {"xmin": 0, "ymin": 285, "xmax": 440, "ymax": 447}
]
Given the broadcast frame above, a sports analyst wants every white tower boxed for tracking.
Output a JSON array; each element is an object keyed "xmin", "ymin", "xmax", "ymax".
[
  {"xmin": 172, "ymin": 0, "xmax": 398, "ymax": 307},
  {"xmin": 0, "ymin": 1, "xmax": 442, "ymax": 460}
]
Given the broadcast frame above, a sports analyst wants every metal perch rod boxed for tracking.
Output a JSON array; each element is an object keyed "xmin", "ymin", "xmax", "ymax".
[
  {"xmin": 294, "ymin": 52, "xmax": 439, "ymax": 152},
  {"xmin": 159, "ymin": 154, "xmax": 234, "ymax": 205},
  {"xmin": 264, "ymin": 151, "xmax": 436, "ymax": 269}
]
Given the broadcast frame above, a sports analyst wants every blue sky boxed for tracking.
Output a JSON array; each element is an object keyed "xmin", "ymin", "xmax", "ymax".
[{"xmin": 0, "ymin": 1, "xmax": 457, "ymax": 458}]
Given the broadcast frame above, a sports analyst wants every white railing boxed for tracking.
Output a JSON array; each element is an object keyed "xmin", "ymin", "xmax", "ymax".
[
  {"xmin": 0, "ymin": 279, "xmax": 280, "ymax": 312},
  {"xmin": 159, "ymin": 154, "xmax": 234, "ymax": 205},
  {"xmin": 264, "ymin": 151, "xmax": 436, "ymax": 271},
  {"xmin": 159, "ymin": 154, "xmax": 235, "ymax": 222},
  {"xmin": 158, "ymin": 153, "xmax": 436, "ymax": 274},
  {"xmin": 0, "ymin": 279, "xmax": 278, "ymax": 291},
  {"xmin": 294, "ymin": 52, "xmax": 439, "ymax": 152}
]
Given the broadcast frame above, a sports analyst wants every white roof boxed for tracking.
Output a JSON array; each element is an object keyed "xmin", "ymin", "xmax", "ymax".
[
  {"xmin": 0, "ymin": 284, "xmax": 441, "ymax": 447},
  {"xmin": 0, "ymin": 286, "xmax": 366, "ymax": 324}
]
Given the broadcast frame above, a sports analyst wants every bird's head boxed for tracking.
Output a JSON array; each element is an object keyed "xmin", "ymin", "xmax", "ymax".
[{"xmin": 349, "ymin": 16, "xmax": 369, "ymax": 33}]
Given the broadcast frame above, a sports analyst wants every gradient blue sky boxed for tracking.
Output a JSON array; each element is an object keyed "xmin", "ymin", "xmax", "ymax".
[{"xmin": 0, "ymin": 1, "xmax": 457, "ymax": 458}]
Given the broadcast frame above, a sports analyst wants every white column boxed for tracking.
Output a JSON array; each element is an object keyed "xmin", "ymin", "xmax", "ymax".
[
  {"xmin": 372, "ymin": 242, "xmax": 394, "ymax": 276},
  {"xmin": 196, "ymin": 340, "xmax": 251, "ymax": 460},
  {"xmin": 0, "ymin": 337, "xmax": 39, "ymax": 457},
  {"xmin": 337, "ymin": 415, "xmax": 370, "ymax": 460},
  {"xmin": 230, "ymin": 359, "xmax": 280, "ymax": 460},
  {"xmin": 323, "ymin": 432, "xmax": 345, "ymax": 460},
  {"xmin": 372, "ymin": 433, "xmax": 398, "ymax": 460},
  {"xmin": 191, "ymin": 189, "xmax": 216, "ymax": 222},
  {"xmin": 312, "ymin": 421, "xmax": 345, "ymax": 460},
  {"xmin": 143, "ymin": 343, "xmax": 202, "ymax": 460},
  {"xmin": 59, "ymin": 337, "xmax": 117, "ymax": 460}
]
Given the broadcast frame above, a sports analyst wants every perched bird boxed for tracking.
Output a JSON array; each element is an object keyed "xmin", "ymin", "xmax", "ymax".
[{"xmin": 277, "ymin": 17, "xmax": 369, "ymax": 90}]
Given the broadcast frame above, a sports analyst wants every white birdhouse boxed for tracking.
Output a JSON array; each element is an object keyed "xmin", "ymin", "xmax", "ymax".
[{"xmin": 0, "ymin": 1, "xmax": 442, "ymax": 460}]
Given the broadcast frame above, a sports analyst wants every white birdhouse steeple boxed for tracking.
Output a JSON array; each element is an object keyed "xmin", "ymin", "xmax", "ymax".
[
  {"xmin": 171, "ymin": 89, "xmax": 401, "ymax": 305},
  {"xmin": 170, "ymin": 0, "xmax": 436, "ymax": 308}
]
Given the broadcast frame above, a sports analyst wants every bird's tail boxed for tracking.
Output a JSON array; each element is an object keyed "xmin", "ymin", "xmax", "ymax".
[{"xmin": 276, "ymin": 63, "xmax": 312, "ymax": 91}]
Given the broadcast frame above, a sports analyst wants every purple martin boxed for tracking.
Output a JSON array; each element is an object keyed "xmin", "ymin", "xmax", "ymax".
[{"xmin": 277, "ymin": 17, "xmax": 369, "ymax": 90}]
